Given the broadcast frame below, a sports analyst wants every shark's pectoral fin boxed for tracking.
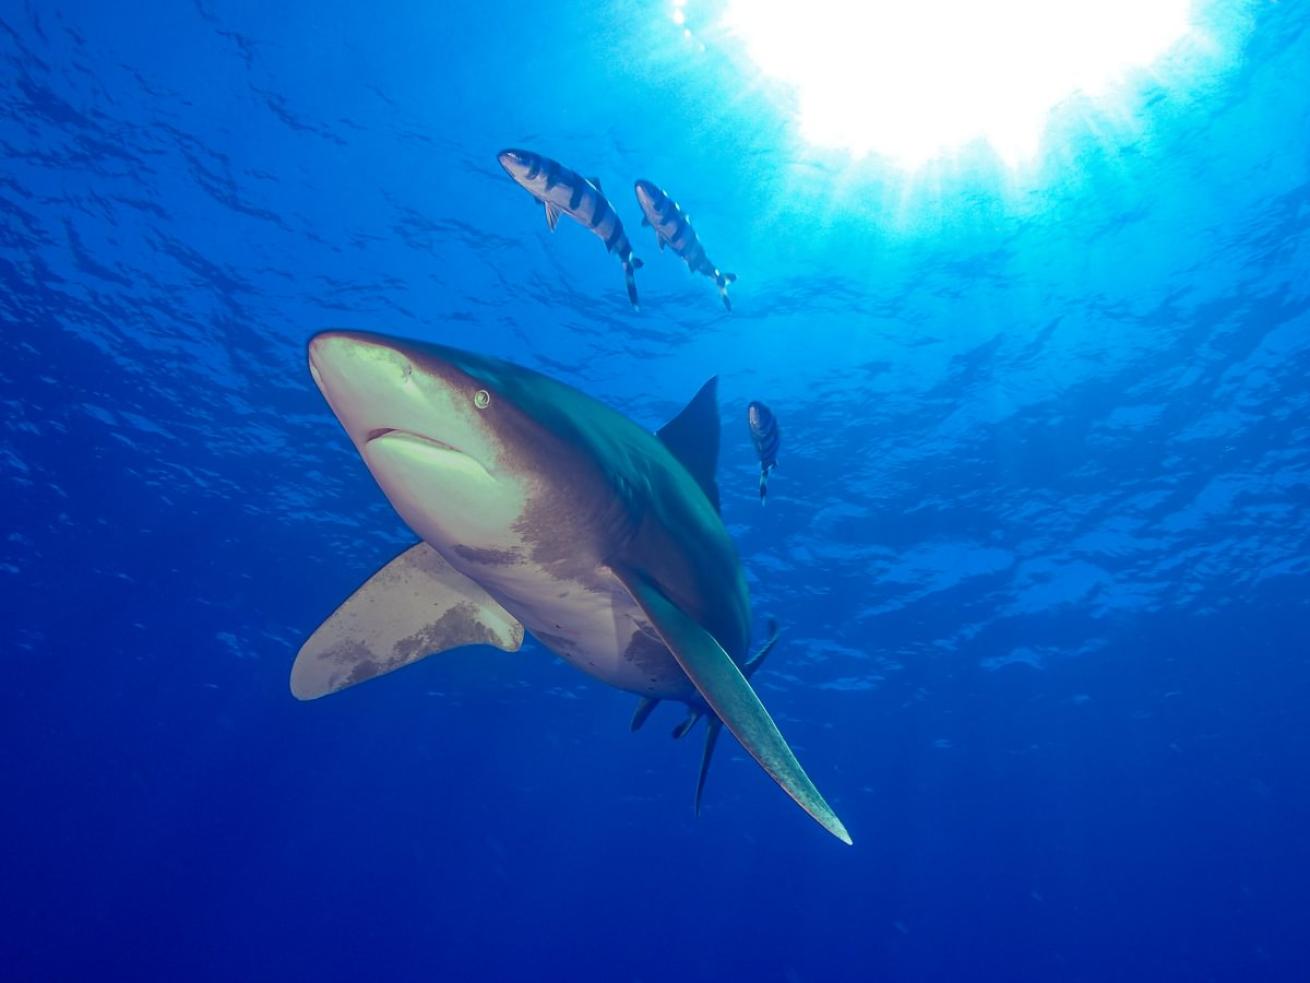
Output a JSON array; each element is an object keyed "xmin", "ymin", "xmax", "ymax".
[
  {"xmin": 613, "ymin": 568, "xmax": 851, "ymax": 845},
  {"xmin": 292, "ymin": 543, "xmax": 523, "ymax": 700},
  {"xmin": 544, "ymin": 202, "xmax": 561, "ymax": 231},
  {"xmin": 692, "ymin": 620, "xmax": 781, "ymax": 806},
  {"xmin": 630, "ymin": 696, "xmax": 660, "ymax": 731}
]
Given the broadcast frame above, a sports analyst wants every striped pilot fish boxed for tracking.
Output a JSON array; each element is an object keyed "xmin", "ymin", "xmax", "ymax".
[
  {"xmin": 497, "ymin": 149, "xmax": 644, "ymax": 308},
  {"xmin": 747, "ymin": 400, "xmax": 780, "ymax": 504},
  {"xmin": 633, "ymin": 179, "xmax": 737, "ymax": 310}
]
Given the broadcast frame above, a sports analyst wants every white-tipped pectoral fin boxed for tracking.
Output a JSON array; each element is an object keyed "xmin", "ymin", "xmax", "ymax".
[
  {"xmin": 291, "ymin": 543, "xmax": 523, "ymax": 700},
  {"xmin": 611, "ymin": 566, "xmax": 852, "ymax": 845},
  {"xmin": 544, "ymin": 202, "xmax": 561, "ymax": 231}
]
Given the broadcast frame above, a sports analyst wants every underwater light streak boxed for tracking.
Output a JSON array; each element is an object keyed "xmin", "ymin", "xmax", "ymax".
[{"xmin": 714, "ymin": 0, "xmax": 1197, "ymax": 167}]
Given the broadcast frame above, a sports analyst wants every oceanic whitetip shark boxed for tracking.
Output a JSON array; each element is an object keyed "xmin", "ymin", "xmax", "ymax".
[{"xmin": 293, "ymin": 330, "xmax": 850, "ymax": 844}]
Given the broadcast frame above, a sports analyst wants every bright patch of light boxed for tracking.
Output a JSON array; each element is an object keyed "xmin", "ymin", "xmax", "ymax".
[{"xmin": 719, "ymin": 0, "xmax": 1197, "ymax": 167}]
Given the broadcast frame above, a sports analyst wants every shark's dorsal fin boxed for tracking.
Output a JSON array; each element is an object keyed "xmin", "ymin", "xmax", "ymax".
[
  {"xmin": 657, "ymin": 377, "xmax": 720, "ymax": 512},
  {"xmin": 291, "ymin": 543, "xmax": 523, "ymax": 700}
]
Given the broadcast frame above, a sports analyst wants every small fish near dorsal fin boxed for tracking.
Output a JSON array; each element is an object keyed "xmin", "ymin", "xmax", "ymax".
[
  {"xmin": 656, "ymin": 376, "xmax": 721, "ymax": 512},
  {"xmin": 543, "ymin": 201, "xmax": 561, "ymax": 232}
]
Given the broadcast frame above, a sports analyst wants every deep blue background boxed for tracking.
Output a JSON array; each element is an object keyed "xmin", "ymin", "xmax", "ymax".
[{"xmin": 3, "ymin": 1, "xmax": 1309, "ymax": 979}]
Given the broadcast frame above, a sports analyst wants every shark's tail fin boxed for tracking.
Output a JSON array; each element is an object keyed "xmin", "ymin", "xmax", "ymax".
[
  {"xmin": 625, "ymin": 258, "xmax": 642, "ymax": 310},
  {"xmin": 695, "ymin": 719, "xmax": 723, "ymax": 816},
  {"xmin": 714, "ymin": 271, "xmax": 736, "ymax": 311}
]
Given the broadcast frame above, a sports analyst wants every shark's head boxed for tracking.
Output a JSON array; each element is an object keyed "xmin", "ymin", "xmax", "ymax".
[
  {"xmin": 310, "ymin": 332, "xmax": 607, "ymax": 576},
  {"xmin": 308, "ymin": 330, "xmax": 620, "ymax": 589},
  {"xmin": 497, "ymin": 148, "xmax": 547, "ymax": 196},
  {"xmin": 633, "ymin": 179, "xmax": 665, "ymax": 221}
]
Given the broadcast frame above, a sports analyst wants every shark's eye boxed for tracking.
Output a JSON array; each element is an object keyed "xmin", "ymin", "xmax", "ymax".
[{"xmin": 473, "ymin": 389, "xmax": 491, "ymax": 410}]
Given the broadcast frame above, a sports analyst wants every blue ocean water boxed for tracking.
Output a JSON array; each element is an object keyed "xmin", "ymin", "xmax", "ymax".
[{"xmin": 3, "ymin": 1, "xmax": 1309, "ymax": 979}]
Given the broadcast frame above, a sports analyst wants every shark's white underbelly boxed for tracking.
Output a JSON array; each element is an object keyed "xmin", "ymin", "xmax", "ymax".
[
  {"xmin": 364, "ymin": 432, "xmax": 691, "ymax": 699},
  {"xmin": 482, "ymin": 562, "xmax": 694, "ymax": 701}
]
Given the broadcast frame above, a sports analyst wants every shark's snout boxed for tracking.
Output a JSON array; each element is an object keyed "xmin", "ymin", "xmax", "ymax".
[
  {"xmin": 307, "ymin": 329, "xmax": 500, "ymax": 477},
  {"xmin": 307, "ymin": 330, "xmax": 423, "ymax": 446},
  {"xmin": 309, "ymin": 330, "xmax": 409, "ymax": 388}
]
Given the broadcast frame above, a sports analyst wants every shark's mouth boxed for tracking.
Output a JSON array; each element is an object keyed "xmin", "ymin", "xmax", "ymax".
[{"xmin": 365, "ymin": 428, "xmax": 464, "ymax": 456}]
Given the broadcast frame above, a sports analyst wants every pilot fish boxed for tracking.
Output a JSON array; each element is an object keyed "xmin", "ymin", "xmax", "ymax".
[
  {"xmin": 633, "ymin": 179, "xmax": 736, "ymax": 310},
  {"xmin": 747, "ymin": 401, "xmax": 780, "ymax": 504},
  {"xmin": 498, "ymin": 149, "xmax": 644, "ymax": 308}
]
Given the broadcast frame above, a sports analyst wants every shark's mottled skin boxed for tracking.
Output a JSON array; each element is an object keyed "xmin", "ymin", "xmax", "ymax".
[{"xmin": 297, "ymin": 330, "xmax": 850, "ymax": 843}]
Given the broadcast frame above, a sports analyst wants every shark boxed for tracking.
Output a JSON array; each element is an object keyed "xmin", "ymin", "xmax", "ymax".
[{"xmin": 293, "ymin": 330, "xmax": 851, "ymax": 844}]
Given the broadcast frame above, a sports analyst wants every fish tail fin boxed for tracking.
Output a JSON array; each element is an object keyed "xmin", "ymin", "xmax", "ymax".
[
  {"xmin": 714, "ymin": 271, "xmax": 735, "ymax": 311},
  {"xmin": 624, "ymin": 261, "xmax": 640, "ymax": 309},
  {"xmin": 759, "ymin": 467, "xmax": 768, "ymax": 504}
]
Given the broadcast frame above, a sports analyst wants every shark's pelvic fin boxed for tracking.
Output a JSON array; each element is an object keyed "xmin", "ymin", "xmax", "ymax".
[
  {"xmin": 630, "ymin": 696, "xmax": 660, "ymax": 732},
  {"xmin": 614, "ymin": 568, "xmax": 851, "ymax": 845},
  {"xmin": 695, "ymin": 719, "xmax": 723, "ymax": 816},
  {"xmin": 656, "ymin": 377, "xmax": 721, "ymax": 512},
  {"xmin": 672, "ymin": 709, "xmax": 703, "ymax": 739},
  {"xmin": 544, "ymin": 202, "xmax": 561, "ymax": 232},
  {"xmin": 291, "ymin": 543, "xmax": 524, "ymax": 700}
]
